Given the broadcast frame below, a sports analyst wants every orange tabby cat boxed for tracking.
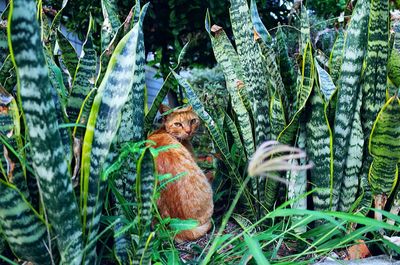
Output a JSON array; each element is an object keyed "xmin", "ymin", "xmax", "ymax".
[{"xmin": 148, "ymin": 104, "xmax": 213, "ymax": 241}]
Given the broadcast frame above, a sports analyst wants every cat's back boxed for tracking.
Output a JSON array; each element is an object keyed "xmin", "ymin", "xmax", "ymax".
[
  {"xmin": 147, "ymin": 130, "xmax": 197, "ymax": 176},
  {"xmin": 148, "ymin": 129, "xmax": 179, "ymax": 149},
  {"xmin": 147, "ymin": 129, "xmax": 213, "ymax": 224}
]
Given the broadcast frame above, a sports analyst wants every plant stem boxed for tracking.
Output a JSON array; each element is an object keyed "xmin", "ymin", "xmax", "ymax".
[{"xmin": 201, "ymin": 176, "xmax": 250, "ymax": 265}]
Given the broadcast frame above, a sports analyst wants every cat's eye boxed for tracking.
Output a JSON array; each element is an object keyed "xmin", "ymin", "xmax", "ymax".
[
  {"xmin": 190, "ymin": 119, "xmax": 198, "ymax": 125},
  {"xmin": 174, "ymin": 122, "xmax": 182, "ymax": 127}
]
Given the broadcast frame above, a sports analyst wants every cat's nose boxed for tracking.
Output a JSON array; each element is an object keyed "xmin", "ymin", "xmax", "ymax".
[{"xmin": 184, "ymin": 128, "xmax": 191, "ymax": 134}]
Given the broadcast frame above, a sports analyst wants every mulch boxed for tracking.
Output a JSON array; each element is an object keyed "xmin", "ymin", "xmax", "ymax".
[{"xmin": 175, "ymin": 221, "xmax": 240, "ymax": 262}]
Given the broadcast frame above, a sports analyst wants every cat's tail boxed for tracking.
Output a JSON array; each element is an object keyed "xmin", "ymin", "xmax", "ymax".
[{"xmin": 175, "ymin": 221, "xmax": 211, "ymax": 242}]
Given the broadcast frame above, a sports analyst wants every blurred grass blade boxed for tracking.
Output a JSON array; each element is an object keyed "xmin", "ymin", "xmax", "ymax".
[
  {"xmin": 244, "ymin": 234, "xmax": 270, "ymax": 265},
  {"xmin": 9, "ymin": 0, "xmax": 84, "ymax": 263}
]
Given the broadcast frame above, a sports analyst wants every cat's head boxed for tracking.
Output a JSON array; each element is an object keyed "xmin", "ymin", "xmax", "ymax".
[{"xmin": 160, "ymin": 104, "xmax": 200, "ymax": 141}]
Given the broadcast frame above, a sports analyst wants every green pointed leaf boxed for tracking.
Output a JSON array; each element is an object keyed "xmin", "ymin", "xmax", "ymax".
[
  {"xmin": 144, "ymin": 42, "xmax": 190, "ymax": 133},
  {"xmin": 287, "ymin": 123, "xmax": 307, "ymax": 233},
  {"xmin": 207, "ymin": 25, "xmax": 254, "ymax": 158},
  {"xmin": 0, "ymin": 29, "xmax": 8, "ymax": 64},
  {"xmin": 172, "ymin": 71, "xmax": 230, "ymax": 159},
  {"xmin": 56, "ymin": 29, "xmax": 78, "ymax": 80},
  {"xmin": 45, "ymin": 52, "xmax": 68, "ymax": 105},
  {"xmin": 80, "ymin": 11, "xmax": 146, "ymax": 263},
  {"xmin": 0, "ymin": 87, "xmax": 27, "ymax": 197},
  {"xmin": 332, "ymin": 0, "xmax": 369, "ymax": 211},
  {"xmin": 67, "ymin": 16, "xmax": 97, "ymax": 126},
  {"xmin": 339, "ymin": 87, "xmax": 364, "ymax": 212},
  {"xmin": 368, "ymin": 96, "xmax": 400, "ymax": 196},
  {"xmin": 315, "ymin": 61, "xmax": 336, "ymax": 101},
  {"xmin": 388, "ymin": 22, "xmax": 400, "ymax": 88},
  {"xmin": 257, "ymin": 37, "xmax": 288, "ymax": 115},
  {"xmin": 269, "ymin": 93, "xmax": 286, "ymax": 140},
  {"xmin": 224, "ymin": 112, "xmax": 245, "ymax": 160},
  {"xmin": 388, "ymin": 49, "xmax": 400, "ymax": 88},
  {"xmin": 97, "ymin": 3, "xmax": 146, "ymax": 86},
  {"xmin": 249, "ymin": 0, "xmax": 272, "ymax": 45},
  {"xmin": 9, "ymin": 0, "xmax": 83, "ymax": 263},
  {"xmin": 114, "ymin": 7, "xmax": 148, "ymax": 261},
  {"xmin": 276, "ymin": 26, "xmax": 297, "ymax": 115},
  {"xmin": 360, "ymin": 0, "xmax": 390, "ymax": 209},
  {"xmin": 306, "ymin": 81, "xmax": 333, "ymax": 211},
  {"xmin": 172, "ymin": 72, "xmax": 255, "ymax": 212},
  {"xmin": 0, "ymin": 181, "xmax": 53, "ymax": 264},
  {"xmin": 101, "ymin": 0, "xmax": 121, "ymax": 53},
  {"xmin": 278, "ymin": 42, "xmax": 314, "ymax": 145},
  {"xmin": 134, "ymin": 147, "xmax": 155, "ymax": 265},
  {"xmin": 244, "ymin": 234, "xmax": 270, "ymax": 265},
  {"xmin": 50, "ymin": 0, "xmax": 68, "ymax": 31},
  {"xmin": 328, "ymin": 29, "xmax": 345, "ymax": 85},
  {"xmin": 123, "ymin": 1, "xmax": 141, "ymax": 36},
  {"xmin": 300, "ymin": 6, "xmax": 310, "ymax": 55},
  {"xmin": 0, "ymin": 56, "xmax": 16, "ymax": 93},
  {"xmin": 229, "ymin": 0, "xmax": 270, "ymax": 144},
  {"xmin": 361, "ymin": 0, "xmax": 389, "ymax": 135}
]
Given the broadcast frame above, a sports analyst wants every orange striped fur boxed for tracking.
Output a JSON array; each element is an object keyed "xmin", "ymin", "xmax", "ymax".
[{"xmin": 148, "ymin": 105, "xmax": 213, "ymax": 241}]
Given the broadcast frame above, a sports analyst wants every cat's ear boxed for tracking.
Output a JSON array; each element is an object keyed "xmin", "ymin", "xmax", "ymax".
[
  {"xmin": 159, "ymin": 104, "xmax": 171, "ymax": 114},
  {"xmin": 187, "ymin": 105, "xmax": 193, "ymax": 111}
]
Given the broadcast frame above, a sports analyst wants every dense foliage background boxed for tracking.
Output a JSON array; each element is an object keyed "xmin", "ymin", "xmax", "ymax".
[
  {"xmin": 44, "ymin": 0, "xmax": 293, "ymax": 68},
  {"xmin": 2, "ymin": 0, "xmax": 400, "ymax": 264}
]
